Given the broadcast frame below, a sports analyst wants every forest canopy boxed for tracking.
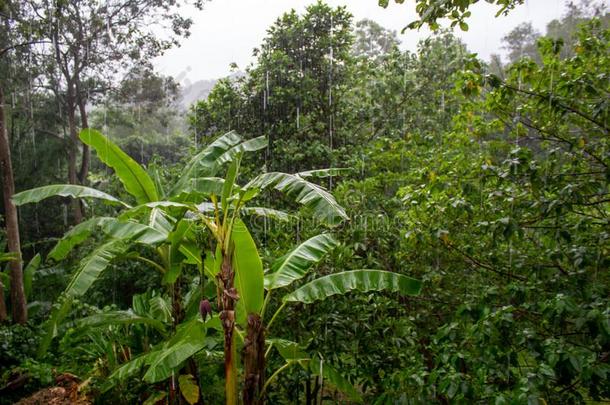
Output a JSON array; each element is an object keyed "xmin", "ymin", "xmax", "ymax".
[{"xmin": 0, "ymin": 0, "xmax": 608, "ymax": 404}]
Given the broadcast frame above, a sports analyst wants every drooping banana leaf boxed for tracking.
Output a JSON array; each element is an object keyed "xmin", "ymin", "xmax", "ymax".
[
  {"xmin": 246, "ymin": 172, "xmax": 348, "ymax": 226},
  {"xmin": 65, "ymin": 239, "xmax": 128, "ymax": 298},
  {"xmin": 12, "ymin": 184, "xmax": 126, "ymax": 207},
  {"xmin": 36, "ymin": 239, "xmax": 127, "ymax": 354},
  {"xmin": 231, "ymin": 218, "xmax": 264, "ymax": 317},
  {"xmin": 241, "ymin": 207, "xmax": 293, "ymax": 222},
  {"xmin": 215, "ymin": 136, "xmax": 268, "ymax": 166},
  {"xmin": 170, "ymin": 131, "xmax": 243, "ymax": 195},
  {"xmin": 23, "ymin": 253, "xmax": 41, "ymax": 299},
  {"xmin": 80, "ymin": 129, "xmax": 159, "ymax": 204},
  {"xmin": 148, "ymin": 207, "xmax": 175, "ymax": 234},
  {"xmin": 48, "ymin": 217, "xmax": 109, "ymax": 261},
  {"xmin": 119, "ymin": 201, "xmax": 193, "ymax": 221},
  {"xmin": 265, "ymin": 234, "xmax": 337, "ymax": 290},
  {"xmin": 142, "ymin": 318, "xmax": 208, "ymax": 383},
  {"xmin": 283, "ymin": 270, "xmax": 422, "ymax": 304},
  {"xmin": 100, "ymin": 218, "xmax": 168, "ymax": 245}
]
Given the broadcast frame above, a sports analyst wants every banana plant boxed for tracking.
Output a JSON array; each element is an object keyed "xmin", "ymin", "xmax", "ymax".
[
  {"xmin": 14, "ymin": 128, "xmax": 421, "ymax": 403},
  {"xmin": 11, "ymin": 128, "xmax": 349, "ymax": 402},
  {"xmin": 255, "ymin": 234, "xmax": 422, "ymax": 403}
]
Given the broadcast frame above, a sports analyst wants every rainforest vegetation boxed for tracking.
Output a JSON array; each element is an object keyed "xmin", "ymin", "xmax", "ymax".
[{"xmin": 0, "ymin": 0, "xmax": 609, "ymax": 403}]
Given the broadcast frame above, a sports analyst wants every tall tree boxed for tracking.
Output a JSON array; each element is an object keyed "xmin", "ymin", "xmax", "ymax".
[
  {"xmin": 0, "ymin": 1, "xmax": 33, "ymax": 324},
  {"xmin": 18, "ymin": 0, "xmax": 203, "ymax": 222}
]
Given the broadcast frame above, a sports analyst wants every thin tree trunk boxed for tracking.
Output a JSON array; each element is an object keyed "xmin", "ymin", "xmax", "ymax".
[
  {"xmin": 218, "ymin": 249, "xmax": 238, "ymax": 405},
  {"xmin": 0, "ymin": 86, "xmax": 26, "ymax": 324},
  {"xmin": 243, "ymin": 314, "xmax": 265, "ymax": 405},
  {"xmin": 76, "ymin": 81, "xmax": 89, "ymax": 184},
  {"xmin": 66, "ymin": 83, "xmax": 83, "ymax": 223}
]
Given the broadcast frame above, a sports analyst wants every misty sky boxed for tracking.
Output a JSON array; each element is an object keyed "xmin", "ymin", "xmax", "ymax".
[{"xmin": 153, "ymin": 0, "xmax": 568, "ymax": 86}]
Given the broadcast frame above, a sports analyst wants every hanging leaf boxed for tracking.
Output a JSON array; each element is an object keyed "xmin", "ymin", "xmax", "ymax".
[
  {"xmin": 265, "ymin": 234, "xmax": 338, "ymax": 290},
  {"xmin": 23, "ymin": 253, "xmax": 41, "ymax": 299},
  {"xmin": 48, "ymin": 217, "xmax": 110, "ymax": 261},
  {"xmin": 231, "ymin": 218, "xmax": 264, "ymax": 316},
  {"xmin": 12, "ymin": 184, "xmax": 126, "ymax": 207},
  {"xmin": 143, "ymin": 319, "xmax": 207, "ymax": 383},
  {"xmin": 216, "ymin": 136, "xmax": 268, "ymax": 166},
  {"xmin": 283, "ymin": 270, "xmax": 422, "ymax": 304},
  {"xmin": 241, "ymin": 207, "xmax": 293, "ymax": 222},
  {"xmin": 100, "ymin": 219, "xmax": 167, "ymax": 245},
  {"xmin": 171, "ymin": 131, "xmax": 243, "ymax": 195},
  {"xmin": 80, "ymin": 128, "xmax": 159, "ymax": 204},
  {"xmin": 246, "ymin": 172, "xmax": 348, "ymax": 226},
  {"xmin": 65, "ymin": 239, "xmax": 128, "ymax": 298},
  {"xmin": 119, "ymin": 201, "xmax": 193, "ymax": 221},
  {"xmin": 149, "ymin": 295, "xmax": 172, "ymax": 324},
  {"xmin": 179, "ymin": 374, "xmax": 200, "ymax": 405}
]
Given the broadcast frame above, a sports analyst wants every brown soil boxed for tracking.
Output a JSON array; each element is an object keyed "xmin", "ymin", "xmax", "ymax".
[{"xmin": 13, "ymin": 373, "xmax": 92, "ymax": 405}]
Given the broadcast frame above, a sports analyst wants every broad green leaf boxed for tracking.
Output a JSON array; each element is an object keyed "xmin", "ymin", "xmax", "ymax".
[
  {"xmin": 38, "ymin": 297, "xmax": 73, "ymax": 357},
  {"xmin": 48, "ymin": 217, "xmax": 110, "ymax": 261},
  {"xmin": 65, "ymin": 239, "xmax": 127, "ymax": 298},
  {"xmin": 77, "ymin": 310, "xmax": 167, "ymax": 334},
  {"xmin": 24, "ymin": 254, "xmax": 41, "ymax": 299},
  {"xmin": 231, "ymin": 218, "xmax": 264, "ymax": 315},
  {"xmin": 143, "ymin": 319, "xmax": 207, "ymax": 383},
  {"xmin": 49, "ymin": 218, "xmax": 164, "ymax": 263},
  {"xmin": 12, "ymin": 184, "xmax": 125, "ymax": 206},
  {"xmin": 246, "ymin": 172, "xmax": 348, "ymax": 226},
  {"xmin": 106, "ymin": 351, "xmax": 159, "ymax": 390},
  {"xmin": 148, "ymin": 207, "xmax": 175, "ymax": 234},
  {"xmin": 100, "ymin": 219, "xmax": 167, "ymax": 245},
  {"xmin": 80, "ymin": 128, "xmax": 159, "ymax": 204},
  {"xmin": 171, "ymin": 131, "xmax": 243, "ymax": 195},
  {"xmin": 241, "ymin": 207, "xmax": 293, "ymax": 222},
  {"xmin": 189, "ymin": 177, "xmax": 225, "ymax": 196},
  {"xmin": 179, "ymin": 374, "xmax": 200, "ymax": 405},
  {"xmin": 119, "ymin": 201, "xmax": 192, "ymax": 221},
  {"xmin": 266, "ymin": 234, "xmax": 337, "ymax": 290},
  {"xmin": 283, "ymin": 270, "xmax": 422, "ymax": 304},
  {"xmin": 216, "ymin": 136, "xmax": 268, "ymax": 166},
  {"xmin": 149, "ymin": 295, "xmax": 172, "ymax": 324}
]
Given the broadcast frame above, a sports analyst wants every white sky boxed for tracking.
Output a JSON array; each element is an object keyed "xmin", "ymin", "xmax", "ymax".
[{"xmin": 154, "ymin": 0, "xmax": 568, "ymax": 86}]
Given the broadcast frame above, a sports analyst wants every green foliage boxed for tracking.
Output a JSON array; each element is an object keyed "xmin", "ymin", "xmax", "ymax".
[
  {"xmin": 232, "ymin": 218, "xmax": 264, "ymax": 316},
  {"xmin": 80, "ymin": 128, "xmax": 159, "ymax": 204},
  {"xmin": 282, "ymin": 270, "xmax": 422, "ymax": 304}
]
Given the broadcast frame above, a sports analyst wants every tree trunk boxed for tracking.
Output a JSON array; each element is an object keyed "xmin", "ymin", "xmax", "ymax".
[
  {"xmin": 0, "ymin": 86, "xmax": 27, "ymax": 324},
  {"xmin": 76, "ymin": 80, "xmax": 89, "ymax": 184},
  {"xmin": 66, "ymin": 83, "xmax": 83, "ymax": 223},
  {"xmin": 242, "ymin": 314, "xmax": 265, "ymax": 405},
  {"xmin": 218, "ymin": 249, "xmax": 238, "ymax": 405}
]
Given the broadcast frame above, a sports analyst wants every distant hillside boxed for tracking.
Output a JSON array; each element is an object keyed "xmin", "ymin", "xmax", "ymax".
[
  {"xmin": 177, "ymin": 72, "xmax": 245, "ymax": 111},
  {"xmin": 177, "ymin": 79, "xmax": 217, "ymax": 110}
]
